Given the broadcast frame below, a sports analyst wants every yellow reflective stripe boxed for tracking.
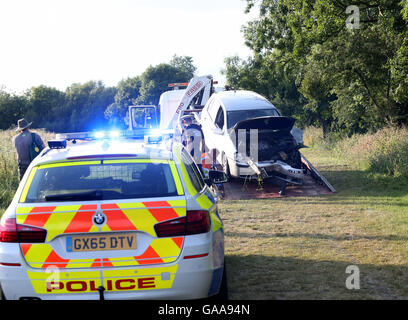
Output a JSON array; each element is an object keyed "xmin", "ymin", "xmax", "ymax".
[
  {"xmin": 100, "ymin": 224, "xmax": 112, "ymax": 232},
  {"xmin": 167, "ymin": 199, "xmax": 186, "ymax": 207},
  {"xmin": 19, "ymin": 167, "xmax": 38, "ymax": 203},
  {"xmin": 16, "ymin": 207, "xmax": 33, "ymax": 214},
  {"xmin": 169, "ymin": 161, "xmax": 184, "ymax": 196},
  {"xmin": 27, "ymin": 270, "xmax": 100, "ymax": 281},
  {"xmin": 103, "ymin": 265, "xmax": 178, "ymax": 278},
  {"xmin": 178, "ymin": 158, "xmax": 198, "ymax": 196},
  {"xmin": 196, "ymin": 193, "xmax": 213, "ymax": 210},
  {"xmin": 27, "ymin": 270, "xmax": 101, "ymax": 294},
  {"xmin": 24, "ymin": 244, "xmax": 53, "ymax": 265},
  {"xmin": 43, "ymin": 210, "xmax": 77, "ymax": 242},
  {"xmin": 210, "ymin": 209, "xmax": 223, "ymax": 232},
  {"xmin": 16, "ymin": 214, "xmax": 28, "ymax": 224},
  {"xmin": 121, "ymin": 208, "xmax": 158, "ymax": 236},
  {"xmin": 64, "ymin": 260, "xmax": 95, "ymax": 269},
  {"xmin": 172, "ymin": 207, "xmax": 186, "ymax": 217},
  {"xmin": 115, "ymin": 202, "xmax": 146, "ymax": 209},
  {"xmin": 150, "ymin": 238, "xmax": 180, "ymax": 259},
  {"xmin": 54, "ymin": 204, "xmax": 82, "ymax": 212},
  {"xmin": 102, "ymin": 266, "xmax": 178, "ymax": 290},
  {"xmin": 173, "ymin": 146, "xmax": 197, "ymax": 196},
  {"xmin": 106, "ymin": 257, "xmax": 140, "ymax": 267},
  {"xmin": 103, "ymin": 159, "xmax": 168, "ymax": 164},
  {"xmin": 38, "ymin": 161, "xmax": 101, "ymax": 169}
]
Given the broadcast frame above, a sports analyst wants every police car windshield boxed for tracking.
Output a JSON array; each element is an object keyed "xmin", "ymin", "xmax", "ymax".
[
  {"xmin": 24, "ymin": 161, "xmax": 178, "ymax": 202},
  {"xmin": 227, "ymin": 109, "xmax": 280, "ymax": 129}
]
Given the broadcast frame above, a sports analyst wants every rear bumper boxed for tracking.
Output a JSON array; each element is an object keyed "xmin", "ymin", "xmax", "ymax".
[{"xmin": 0, "ymin": 232, "xmax": 224, "ymax": 300}]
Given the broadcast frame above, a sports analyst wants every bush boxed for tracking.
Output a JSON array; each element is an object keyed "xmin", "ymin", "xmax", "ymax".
[
  {"xmin": 304, "ymin": 125, "xmax": 408, "ymax": 178},
  {"xmin": 0, "ymin": 130, "xmax": 19, "ymax": 209},
  {"xmin": 366, "ymin": 127, "xmax": 408, "ymax": 177}
]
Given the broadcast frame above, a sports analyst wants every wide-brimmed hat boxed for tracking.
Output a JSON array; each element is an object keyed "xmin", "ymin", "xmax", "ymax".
[{"xmin": 15, "ymin": 118, "xmax": 32, "ymax": 131}]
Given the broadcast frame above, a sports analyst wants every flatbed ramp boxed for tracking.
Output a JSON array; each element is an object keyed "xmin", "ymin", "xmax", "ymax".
[{"xmin": 220, "ymin": 154, "xmax": 335, "ymax": 200}]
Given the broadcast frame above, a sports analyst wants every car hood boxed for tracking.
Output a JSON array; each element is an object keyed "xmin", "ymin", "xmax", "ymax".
[{"xmin": 232, "ymin": 116, "xmax": 296, "ymax": 132}]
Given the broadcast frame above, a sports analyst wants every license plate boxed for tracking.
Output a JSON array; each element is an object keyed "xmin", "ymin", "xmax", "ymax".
[{"xmin": 66, "ymin": 233, "xmax": 137, "ymax": 252}]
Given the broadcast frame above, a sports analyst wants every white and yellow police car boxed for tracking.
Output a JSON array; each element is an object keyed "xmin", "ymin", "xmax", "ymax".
[{"xmin": 0, "ymin": 130, "xmax": 227, "ymax": 300}]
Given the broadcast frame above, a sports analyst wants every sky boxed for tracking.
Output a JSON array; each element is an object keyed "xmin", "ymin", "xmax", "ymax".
[{"xmin": 0, "ymin": 0, "xmax": 257, "ymax": 94}]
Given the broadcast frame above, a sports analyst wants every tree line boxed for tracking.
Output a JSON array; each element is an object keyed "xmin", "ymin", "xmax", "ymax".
[
  {"xmin": 0, "ymin": 55, "xmax": 196, "ymax": 133},
  {"xmin": 2, "ymin": 2, "xmax": 407, "ymax": 137},
  {"xmin": 223, "ymin": 0, "xmax": 408, "ymax": 137}
]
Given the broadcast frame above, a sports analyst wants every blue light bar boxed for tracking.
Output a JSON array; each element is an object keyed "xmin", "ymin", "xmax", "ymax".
[
  {"xmin": 93, "ymin": 131, "xmax": 105, "ymax": 139},
  {"xmin": 48, "ymin": 139, "xmax": 67, "ymax": 149},
  {"xmin": 145, "ymin": 135, "xmax": 163, "ymax": 144},
  {"xmin": 55, "ymin": 129, "xmax": 174, "ymax": 142},
  {"xmin": 109, "ymin": 130, "xmax": 121, "ymax": 138}
]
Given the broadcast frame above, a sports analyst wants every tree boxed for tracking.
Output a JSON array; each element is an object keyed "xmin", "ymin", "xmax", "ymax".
[
  {"xmin": 232, "ymin": 0, "xmax": 408, "ymax": 134},
  {"xmin": 223, "ymin": 53, "xmax": 307, "ymax": 127},
  {"xmin": 105, "ymin": 76, "xmax": 141, "ymax": 128},
  {"xmin": 65, "ymin": 81, "xmax": 116, "ymax": 132},
  {"xmin": 105, "ymin": 55, "xmax": 197, "ymax": 128},
  {"xmin": 169, "ymin": 55, "xmax": 197, "ymax": 77},
  {"xmin": 137, "ymin": 61, "xmax": 195, "ymax": 106},
  {"xmin": 24, "ymin": 85, "xmax": 67, "ymax": 131},
  {"xmin": 0, "ymin": 90, "xmax": 28, "ymax": 130}
]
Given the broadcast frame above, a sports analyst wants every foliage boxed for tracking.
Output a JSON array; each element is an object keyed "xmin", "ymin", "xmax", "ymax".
[
  {"xmin": 224, "ymin": 0, "xmax": 408, "ymax": 136},
  {"xmin": 307, "ymin": 125, "xmax": 408, "ymax": 178},
  {"xmin": 105, "ymin": 55, "xmax": 196, "ymax": 127},
  {"xmin": 65, "ymin": 81, "xmax": 116, "ymax": 132},
  {"xmin": 0, "ymin": 56, "xmax": 196, "ymax": 132},
  {"xmin": 104, "ymin": 76, "xmax": 142, "ymax": 129},
  {"xmin": 25, "ymin": 85, "xmax": 67, "ymax": 132},
  {"xmin": 137, "ymin": 56, "xmax": 196, "ymax": 106},
  {"xmin": 0, "ymin": 90, "xmax": 28, "ymax": 130}
]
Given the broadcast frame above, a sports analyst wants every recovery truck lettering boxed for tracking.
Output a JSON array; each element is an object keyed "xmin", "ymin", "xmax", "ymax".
[
  {"xmin": 186, "ymin": 81, "xmax": 203, "ymax": 97},
  {"xmin": 46, "ymin": 277, "xmax": 156, "ymax": 293}
]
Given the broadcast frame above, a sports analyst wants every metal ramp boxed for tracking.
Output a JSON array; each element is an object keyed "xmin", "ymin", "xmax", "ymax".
[{"xmin": 218, "ymin": 153, "xmax": 335, "ymax": 200}]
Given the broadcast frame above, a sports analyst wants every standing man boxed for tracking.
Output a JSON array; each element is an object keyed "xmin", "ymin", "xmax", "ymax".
[
  {"xmin": 181, "ymin": 115, "xmax": 204, "ymax": 165},
  {"xmin": 13, "ymin": 118, "xmax": 45, "ymax": 180}
]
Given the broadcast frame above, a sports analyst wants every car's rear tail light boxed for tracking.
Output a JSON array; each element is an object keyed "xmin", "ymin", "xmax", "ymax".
[
  {"xmin": 154, "ymin": 210, "xmax": 211, "ymax": 237},
  {"xmin": 0, "ymin": 218, "xmax": 46, "ymax": 243},
  {"xmin": 185, "ymin": 210, "xmax": 211, "ymax": 235}
]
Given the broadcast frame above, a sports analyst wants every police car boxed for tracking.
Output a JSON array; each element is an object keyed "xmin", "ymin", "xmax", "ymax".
[{"xmin": 0, "ymin": 130, "xmax": 227, "ymax": 300}]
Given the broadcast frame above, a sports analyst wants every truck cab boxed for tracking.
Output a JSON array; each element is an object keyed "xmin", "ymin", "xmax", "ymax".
[{"xmin": 128, "ymin": 105, "xmax": 159, "ymax": 130}]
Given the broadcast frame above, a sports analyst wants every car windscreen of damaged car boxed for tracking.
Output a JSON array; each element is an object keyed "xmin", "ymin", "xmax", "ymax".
[{"xmin": 227, "ymin": 109, "xmax": 280, "ymax": 129}]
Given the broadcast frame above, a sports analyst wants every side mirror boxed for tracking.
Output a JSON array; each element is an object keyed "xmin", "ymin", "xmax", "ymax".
[{"xmin": 204, "ymin": 170, "xmax": 228, "ymax": 185}]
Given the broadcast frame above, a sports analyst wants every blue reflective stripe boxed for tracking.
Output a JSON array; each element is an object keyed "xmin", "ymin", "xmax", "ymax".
[
  {"xmin": 66, "ymin": 237, "xmax": 73, "ymax": 252},
  {"xmin": 208, "ymin": 267, "xmax": 223, "ymax": 296}
]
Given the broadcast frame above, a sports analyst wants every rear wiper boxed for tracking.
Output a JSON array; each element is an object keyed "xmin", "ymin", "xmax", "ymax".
[{"xmin": 45, "ymin": 190, "xmax": 103, "ymax": 202}]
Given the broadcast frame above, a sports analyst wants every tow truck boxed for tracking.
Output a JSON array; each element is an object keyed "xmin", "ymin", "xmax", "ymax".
[{"xmin": 128, "ymin": 75, "xmax": 335, "ymax": 197}]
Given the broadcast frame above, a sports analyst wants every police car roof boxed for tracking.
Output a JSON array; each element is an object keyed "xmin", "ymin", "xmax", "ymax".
[{"xmin": 37, "ymin": 138, "xmax": 173, "ymax": 164}]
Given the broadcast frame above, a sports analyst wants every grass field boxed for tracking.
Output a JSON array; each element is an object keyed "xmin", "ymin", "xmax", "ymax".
[{"xmin": 221, "ymin": 147, "xmax": 408, "ymax": 299}]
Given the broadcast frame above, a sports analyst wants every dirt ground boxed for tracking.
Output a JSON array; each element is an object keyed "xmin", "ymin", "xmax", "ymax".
[{"xmin": 221, "ymin": 172, "xmax": 333, "ymax": 200}]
